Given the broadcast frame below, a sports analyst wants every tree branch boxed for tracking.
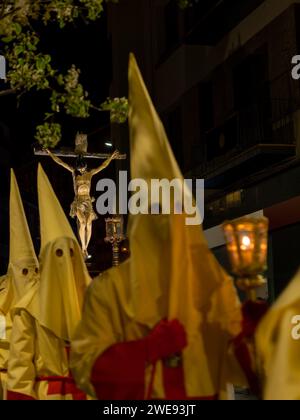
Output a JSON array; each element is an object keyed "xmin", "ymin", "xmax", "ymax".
[
  {"xmin": 0, "ymin": 88, "xmax": 17, "ymax": 97},
  {"xmin": 90, "ymin": 104, "xmax": 105, "ymax": 112},
  {"xmin": 0, "ymin": 0, "xmax": 8, "ymax": 20},
  {"xmin": 0, "ymin": 6, "xmax": 22, "ymax": 21}
]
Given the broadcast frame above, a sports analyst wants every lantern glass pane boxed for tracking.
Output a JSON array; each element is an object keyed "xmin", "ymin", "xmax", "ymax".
[
  {"xmin": 106, "ymin": 222, "xmax": 114, "ymax": 238},
  {"xmin": 222, "ymin": 217, "xmax": 268, "ymax": 277}
]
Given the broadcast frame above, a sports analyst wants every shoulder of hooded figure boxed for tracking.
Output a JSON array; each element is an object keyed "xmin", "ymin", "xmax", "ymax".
[
  {"xmin": 272, "ymin": 271, "xmax": 300, "ymax": 313},
  {"xmin": 255, "ymin": 275, "xmax": 300, "ymax": 339},
  {"xmin": 86, "ymin": 262, "xmax": 130, "ymax": 310},
  {"xmin": 85, "ymin": 270, "xmax": 113, "ymax": 309}
]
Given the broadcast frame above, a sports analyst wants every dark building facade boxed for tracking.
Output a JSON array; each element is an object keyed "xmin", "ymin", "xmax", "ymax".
[{"xmin": 108, "ymin": 0, "xmax": 300, "ymax": 299}]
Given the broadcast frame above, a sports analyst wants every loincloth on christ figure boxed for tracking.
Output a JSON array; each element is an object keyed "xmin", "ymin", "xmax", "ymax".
[{"xmin": 70, "ymin": 195, "xmax": 98, "ymax": 221}]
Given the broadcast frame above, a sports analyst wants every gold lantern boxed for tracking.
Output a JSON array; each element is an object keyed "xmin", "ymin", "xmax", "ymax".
[
  {"xmin": 222, "ymin": 216, "xmax": 269, "ymax": 301},
  {"xmin": 105, "ymin": 216, "xmax": 126, "ymax": 267}
]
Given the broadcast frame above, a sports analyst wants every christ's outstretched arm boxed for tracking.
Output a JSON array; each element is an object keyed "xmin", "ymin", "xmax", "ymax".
[
  {"xmin": 90, "ymin": 150, "xmax": 120, "ymax": 177},
  {"xmin": 46, "ymin": 149, "xmax": 73, "ymax": 172}
]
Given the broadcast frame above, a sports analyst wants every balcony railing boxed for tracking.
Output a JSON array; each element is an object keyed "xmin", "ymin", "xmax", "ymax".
[
  {"xmin": 238, "ymin": 98, "xmax": 296, "ymax": 149},
  {"xmin": 197, "ymin": 98, "xmax": 297, "ymax": 176}
]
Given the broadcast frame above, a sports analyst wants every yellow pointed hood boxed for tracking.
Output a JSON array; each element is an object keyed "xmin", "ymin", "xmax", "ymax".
[
  {"xmin": 9, "ymin": 170, "xmax": 38, "ymax": 268},
  {"xmin": 35, "ymin": 164, "xmax": 91, "ymax": 341},
  {"xmin": 0, "ymin": 170, "xmax": 39, "ymax": 314},
  {"xmin": 127, "ymin": 54, "xmax": 241, "ymax": 397},
  {"xmin": 127, "ymin": 54, "xmax": 240, "ymax": 318},
  {"xmin": 38, "ymin": 164, "xmax": 76, "ymax": 250},
  {"xmin": 127, "ymin": 53, "xmax": 201, "ymax": 326}
]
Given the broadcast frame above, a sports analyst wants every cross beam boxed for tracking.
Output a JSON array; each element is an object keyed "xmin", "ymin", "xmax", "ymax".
[{"xmin": 34, "ymin": 147, "xmax": 127, "ymax": 160}]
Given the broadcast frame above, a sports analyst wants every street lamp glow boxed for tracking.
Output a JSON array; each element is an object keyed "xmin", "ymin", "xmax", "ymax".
[{"xmin": 105, "ymin": 142, "xmax": 113, "ymax": 147}]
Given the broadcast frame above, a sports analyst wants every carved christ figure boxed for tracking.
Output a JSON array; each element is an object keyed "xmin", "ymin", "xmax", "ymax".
[{"xmin": 45, "ymin": 149, "xmax": 119, "ymax": 260}]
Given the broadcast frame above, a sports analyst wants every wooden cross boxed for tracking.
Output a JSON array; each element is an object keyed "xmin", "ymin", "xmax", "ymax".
[{"xmin": 34, "ymin": 133, "xmax": 127, "ymax": 160}]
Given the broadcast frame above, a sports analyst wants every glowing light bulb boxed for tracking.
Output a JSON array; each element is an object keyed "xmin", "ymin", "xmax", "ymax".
[{"xmin": 241, "ymin": 235, "xmax": 251, "ymax": 250}]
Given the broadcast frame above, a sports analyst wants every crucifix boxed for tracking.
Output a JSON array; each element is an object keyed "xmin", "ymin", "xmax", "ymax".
[{"xmin": 35, "ymin": 133, "xmax": 126, "ymax": 260}]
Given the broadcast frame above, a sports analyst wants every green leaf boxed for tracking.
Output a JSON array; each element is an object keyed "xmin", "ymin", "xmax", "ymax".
[
  {"xmin": 14, "ymin": 23, "xmax": 22, "ymax": 36},
  {"xmin": 15, "ymin": 46, "xmax": 24, "ymax": 55},
  {"xmin": 2, "ymin": 36, "xmax": 13, "ymax": 43}
]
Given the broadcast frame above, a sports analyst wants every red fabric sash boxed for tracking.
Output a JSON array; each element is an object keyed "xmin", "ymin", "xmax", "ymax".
[
  {"xmin": 35, "ymin": 347, "xmax": 86, "ymax": 400},
  {"xmin": 162, "ymin": 363, "xmax": 218, "ymax": 400},
  {"xmin": 7, "ymin": 391, "xmax": 35, "ymax": 400},
  {"xmin": 36, "ymin": 376, "xmax": 87, "ymax": 400},
  {"xmin": 92, "ymin": 343, "xmax": 219, "ymax": 400},
  {"xmin": 232, "ymin": 300, "xmax": 269, "ymax": 396},
  {"xmin": 6, "ymin": 376, "xmax": 86, "ymax": 400}
]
